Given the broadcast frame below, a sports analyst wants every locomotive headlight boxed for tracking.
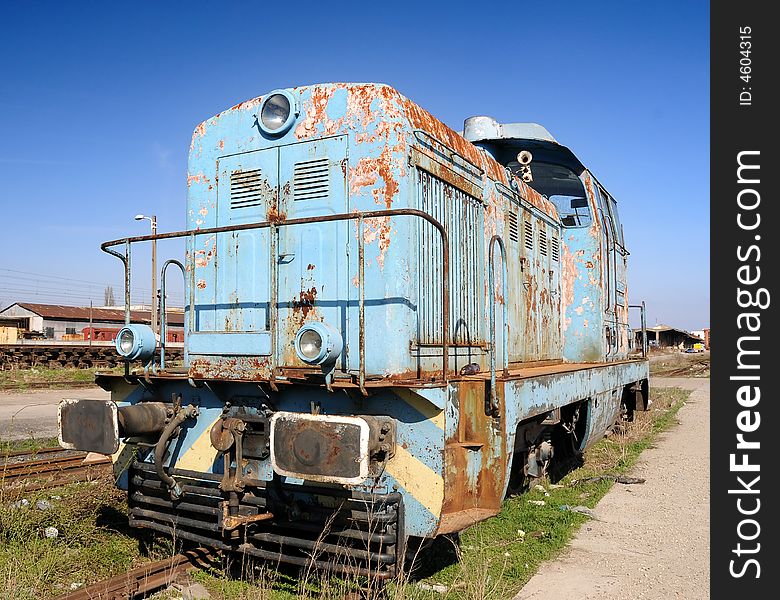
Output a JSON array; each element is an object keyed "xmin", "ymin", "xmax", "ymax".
[
  {"xmin": 258, "ymin": 90, "xmax": 298, "ymax": 136},
  {"xmin": 294, "ymin": 322, "xmax": 343, "ymax": 366},
  {"xmin": 115, "ymin": 324, "xmax": 157, "ymax": 362},
  {"xmin": 298, "ymin": 329, "xmax": 322, "ymax": 360},
  {"xmin": 117, "ymin": 329, "xmax": 135, "ymax": 355}
]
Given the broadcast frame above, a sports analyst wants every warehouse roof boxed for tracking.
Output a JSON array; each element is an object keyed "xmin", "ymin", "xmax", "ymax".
[
  {"xmin": 644, "ymin": 324, "xmax": 703, "ymax": 340},
  {"xmin": 0, "ymin": 302, "xmax": 185, "ymax": 326}
]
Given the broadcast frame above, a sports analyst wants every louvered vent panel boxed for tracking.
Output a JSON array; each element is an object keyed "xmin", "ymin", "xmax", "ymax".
[
  {"xmin": 294, "ymin": 158, "xmax": 330, "ymax": 201},
  {"xmin": 524, "ymin": 220, "xmax": 534, "ymax": 251},
  {"xmin": 508, "ymin": 211, "xmax": 519, "ymax": 242},
  {"xmin": 539, "ymin": 225, "xmax": 548, "ymax": 257},
  {"xmin": 417, "ymin": 170, "xmax": 482, "ymax": 345},
  {"xmin": 551, "ymin": 236, "xmax": 560, "ymax": 261},
  {"xmin": 230, "ymin": 169, "xmax": 265, "ymax": 209}
]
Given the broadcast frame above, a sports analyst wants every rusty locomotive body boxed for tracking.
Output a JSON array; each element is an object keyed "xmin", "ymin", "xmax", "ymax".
[{"xmin": 59, "ymin": 83, "xmax": 649, "ymax": 577}]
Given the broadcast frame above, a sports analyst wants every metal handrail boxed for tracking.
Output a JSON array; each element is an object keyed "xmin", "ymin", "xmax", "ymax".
[
  {"xmin": 629, "ymin": 301, "xmax": 648, "ymax": 357},
  {"xmin": 488, "ymin": 235, "xmax": 508, "ymax": 416},
  {"xmin": 101, "ymin": 208, "xmax": 450, "ymax": 385},
  {"xmin": 159, "ymin": 259, "xmax": 186, "ymax": 370}
]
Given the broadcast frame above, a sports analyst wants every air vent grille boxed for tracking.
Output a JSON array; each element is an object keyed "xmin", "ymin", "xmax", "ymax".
[
  {"xmin": 230, "ymin": 169, "xmax": 265, "ymax": 209},
  {"xmin": 294, "ymin": 158, "xmax": 330, "ymax": 201},
  {"xmin": 551, "ymin": 236, "xmax": 560, "ymax": 261},
  {"xmin": 508, "ymin": 212, "xmax": 518, "ymax": 242},
  {"xmin": 524, "ymin": 220, "xmax": 533, "ymax": 251},
  {"xmin": 539, "ymin": 226, "xmax": 548, "ymax": 257},
  {"xmin": 417, "ymin": 169, "xmax": 482, "ymax": 345}
]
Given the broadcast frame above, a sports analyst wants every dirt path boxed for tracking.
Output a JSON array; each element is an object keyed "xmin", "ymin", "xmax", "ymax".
[
  {"xmin": 0, "ymin": 387, "xmax": 109, "ymax": 440},
  {"xmin": 514, "ymin": 377, "xmax": 709, "ymax": 600}
]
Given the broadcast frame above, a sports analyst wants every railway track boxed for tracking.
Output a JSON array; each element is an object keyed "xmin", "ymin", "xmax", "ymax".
[
  {"xmin": 1, "ymin": 446, "xmax": 111, "ymax": 492},
  {"xmin": 0, "ymin": 381, "xmax": 99, "ymax": 391},
  {"xmin": 54, "ymin": 547, "xmax": 216, "ymax": 600}
]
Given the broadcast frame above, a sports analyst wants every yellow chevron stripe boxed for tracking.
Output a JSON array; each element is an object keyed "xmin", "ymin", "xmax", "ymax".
[
  {"xmin": 177, "ymin": 416, "xmax": 221, "ymax": 472},
  {"xmin": 385, "ymin": 443, "xmax": 443, "ymax": 517},
  {"xmin": 394, "ymin": 388, "xmax": 445, "ymax": 431},
  {"xmin": 111, "ymin": 441, "xmax": 134, "ymax": 481}
]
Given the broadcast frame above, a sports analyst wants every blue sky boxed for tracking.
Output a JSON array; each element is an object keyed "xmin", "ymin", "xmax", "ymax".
[{"xmin": 0, "ymin": 1, "xmax": 709, "ymax": 329}]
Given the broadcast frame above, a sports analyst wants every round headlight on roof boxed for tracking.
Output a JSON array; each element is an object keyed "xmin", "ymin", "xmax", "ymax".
[
  {"xmin": 294, "ymin": 322, "xmax": 343, "ymax": 366},
  {"xmin": 258, "ymin": 90, "xmax": 298, "ymax": 136},
  {"xmin": 115, "ymin": 324, "xmax": 157, "ymax": 362}
]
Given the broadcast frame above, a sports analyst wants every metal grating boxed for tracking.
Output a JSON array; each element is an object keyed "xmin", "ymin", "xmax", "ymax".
[
  {"xmin": 293, "ymin": 158, "xmax": 330, "ymax": 201},
  {"xmin": 508, "ymin": 211, "xmax": 519, "ymax": 243},
  {"xmin": 417, "ymin": 170, "xmax": 482, "ymax": 345},
  {"xmin": 551, "ymin": 236, "xmax": 560, "ymax": 261},
  {"xmin": 524, "ymin": 219, "xmax": 533, "ymax": 251},
  {"xmin": 230, "ymin": 169, "xmax": 265, "ymax": 209},
  {"xmin": 539, "ymin": 224, "xmax": 547, "ymax": 257}
]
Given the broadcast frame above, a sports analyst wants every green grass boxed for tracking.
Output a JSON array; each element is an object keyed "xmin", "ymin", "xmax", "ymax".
[
  {"xmin": 0, "ymin": 367, "xmax": 98, "ymax": 390},
  {"xmin": 0, "ymin": 477, "xmax": 176, "ymax": 599},
  {"xmin": 0, "ymin": 436, "xmax": 61, "ymax": 454}
]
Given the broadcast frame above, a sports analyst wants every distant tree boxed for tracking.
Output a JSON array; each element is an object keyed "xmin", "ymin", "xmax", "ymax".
[{"xmin": 104, "ymin": 286, "xmax": 116, "ymax": 306}]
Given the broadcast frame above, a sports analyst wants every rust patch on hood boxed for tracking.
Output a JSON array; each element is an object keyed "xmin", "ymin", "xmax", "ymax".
[
  {"xmin": 194, "ymin": 235, "xmax": 217, "ymax": 267},
  {"xmin": 399, "ymin": 90, "xmax": 558, "ymax": 222},
  {"xmin": 295, "ymin": 86, "xmax": 343, "ymax": 139},
  {"xmin": 190, "ymin": 122, "xmax": 207, "ymax": 151},
  {"xmin": 189, "ymin": 356, "xmax": 272, "ymax": 381},
  {"xmin": 293, "ymin": 286, "xmax": 317, "ymax": 319},
  {"xmin": 349, "ymin": 146, "xmax": 398, "ymax": 208},
  {"xmin": 266, "ymin": 204, "xmax": 286, "ymax": 223},
  {"xmin": 187, "ymin": 172, "xmax": 209, "ymax": 188},
  {"xmin": 359, "ymin": 216, "xmax": 393, "ymax": 269}
]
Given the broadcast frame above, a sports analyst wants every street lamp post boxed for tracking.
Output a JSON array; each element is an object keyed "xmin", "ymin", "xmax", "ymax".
[{"xmin": 134, "ymin": 214, "xmax": 158, "ymax": 334}]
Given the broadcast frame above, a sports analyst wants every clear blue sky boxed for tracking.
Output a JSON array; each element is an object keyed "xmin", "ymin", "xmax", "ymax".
[{"xmin": 0, "ymin": 1, "xmax": 709, "ymax": 330}]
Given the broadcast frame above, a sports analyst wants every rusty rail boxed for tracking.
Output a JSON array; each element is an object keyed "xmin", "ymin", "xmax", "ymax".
[
  {"xmin": 1, "ymin": 451, "xmax": 111, "ymax": 490},
  {"xmin": 55, "ymin": 547, "xmax": 214, "ymax": 600},
  {"xmin": 101, "ymin": 208, "xmax": 451, "ymax": 383},
  {"xmin": 2, "ymin": 446, "xmax": 65, "ymax": 459}
]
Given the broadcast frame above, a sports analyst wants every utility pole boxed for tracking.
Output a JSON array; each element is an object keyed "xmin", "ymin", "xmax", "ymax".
[{"xmin": 135, "ymin": 214, "xmax": 158, "ymax": 334}]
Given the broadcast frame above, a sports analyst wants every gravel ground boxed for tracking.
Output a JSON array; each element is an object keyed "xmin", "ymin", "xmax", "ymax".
[
  {"xmin": 515, "ymin": 377, "xmax": 710, "ymax": 600},
  {"xmin": 0, "ymin": 387, "xmax": 110, "ymax": 440}
]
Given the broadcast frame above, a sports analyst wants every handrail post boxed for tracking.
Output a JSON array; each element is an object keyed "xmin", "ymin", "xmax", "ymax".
[
  {"xmin": 160, "ymin": 259, "xmax": 186, "ymax": 371},
  {"xmin": 629, "ymin": 302, "xmax": 648, "ymax": 358},
  {"xmin": 488, "ymin": 235, "xmax": 508, "ymax": 416},
  {"xmin": 358, "ymin": 215, "xmax": 367, "ymax": 396},
  {"xmin": 124, "ymin": 240, "xmax": 131, "ymax": 325},
  {"xmin": 188, "ymin": 233, "xmax": 195, "ymax": 334},
  {"xmin": 440, "ymin": 223, "xmax": 449, "ymax": 383},
  {"xmin": 269, "ymin": 223, "xmax": 278, "ymax": 391}
]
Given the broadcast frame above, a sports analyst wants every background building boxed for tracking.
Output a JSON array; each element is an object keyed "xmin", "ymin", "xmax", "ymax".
[
  {"xmin": 634, "ymin": 324, "xmax": 705, "ymax": 350},
  {"xmin": 0, "ymin": 302, "xmax": 184, "ymax": 342}
]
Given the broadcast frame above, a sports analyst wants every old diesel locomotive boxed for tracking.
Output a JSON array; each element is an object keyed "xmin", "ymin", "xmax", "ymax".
[{"xmin": 59, "ymin": 83, "xmax": 649, "ymax": 578}]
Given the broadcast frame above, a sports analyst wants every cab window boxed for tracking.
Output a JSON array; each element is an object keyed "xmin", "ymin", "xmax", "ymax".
[
  {"xmin": 597, "ymin": 186, "xmax": 625, "ymax": 247},
  {"xmin": 507, "ymin": 161, "xmax": 591, "ymax": 228}
]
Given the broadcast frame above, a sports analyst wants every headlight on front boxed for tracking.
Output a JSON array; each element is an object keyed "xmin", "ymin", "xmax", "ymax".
[
  {"xmin": 115, "ymin": 324, "xmax": 157, "ymax": 362},
  {"xmin": 294, "ymin": 322, "xmax": 342, "ymax": 366},
  {"xmin": 258, "ymin": 90, "xmax": 298, "ymax": 136},
  {"xmin": 117, "ymin": 329, "xmax": 135, "ymax": 355}
]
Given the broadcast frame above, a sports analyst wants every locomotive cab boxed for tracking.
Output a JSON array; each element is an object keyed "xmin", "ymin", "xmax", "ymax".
[{"xmin": 464, "ymin": 116, "xmax": 632, "ymax": 363}]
